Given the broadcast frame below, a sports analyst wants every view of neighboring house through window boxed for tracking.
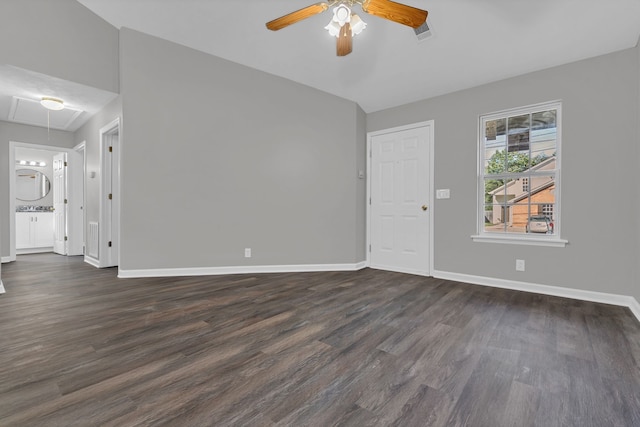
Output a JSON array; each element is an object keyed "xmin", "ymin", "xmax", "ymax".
[{"xmin": 479, "ymin": 101, "xmax": 561, "ymax": 237}]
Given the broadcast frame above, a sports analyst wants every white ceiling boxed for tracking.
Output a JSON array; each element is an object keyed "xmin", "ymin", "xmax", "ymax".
[
  {"xmin": 0, "ymin": 65, "xmax": 118, "ymax": 132},
  {"xmin": 2, "ymin": 0, "xmax": 639, "ymax": 130},
  {"xmin": 75, "ymin": 0, "xmax": 640, "ymax": 113}
]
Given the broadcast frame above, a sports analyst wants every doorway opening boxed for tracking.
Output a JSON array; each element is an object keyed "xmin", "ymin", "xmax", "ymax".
[
  {"xmin": 9, "ymin": 141, "xmax": 85, "ymax": 261},
  {"xmin": 92, "ymin": 118, "xmax": 120, "ymax": 269}
]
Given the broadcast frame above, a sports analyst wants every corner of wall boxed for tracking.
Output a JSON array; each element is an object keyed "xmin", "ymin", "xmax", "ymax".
[
  {"xmin": 636, "ymin": 35, "xmax": 640, "ymax": 305},
  {"xmin": 355, "ymin": 103, "xmax": 367, "ymax": 262}
]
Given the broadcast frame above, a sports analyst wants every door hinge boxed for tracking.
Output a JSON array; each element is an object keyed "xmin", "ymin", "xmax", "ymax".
[
  {"xmin": 108, "ymin": 241, "xmax": 112, "ymax": 247},
  {"xmin": 369, "ymin": 244, "xmax": 372, "ymax": 252},
  {"xmin": 109, "ymin": 146, "xmax": 113, "ymax": 153},
  {"xmin": 64, "ymin": 199, "xmax": 68, "ymax": 204},
  {"xmin": 64, "ymin": 161, "xmax": 68, "ymax": 167},
  {"xmin": 64, "ymin": 236, "xmax": 68, "ymax": 241},
  {"xmin": 108, "ymin": 193, "xmax": 112, "ymax": 200}
]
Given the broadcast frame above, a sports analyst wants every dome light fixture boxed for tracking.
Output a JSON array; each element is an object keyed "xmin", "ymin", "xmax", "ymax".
[{"xmin": 40, "ymin": 97, "xmax": 65, "ymax": 111}]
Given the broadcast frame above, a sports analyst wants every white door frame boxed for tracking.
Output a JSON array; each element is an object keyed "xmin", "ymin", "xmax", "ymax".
[
  {"xmin": 366, "ymin": 120, "xmax": 435, "ymax": 276},
  {"xmin": 52, "ymin": 152, "xmax": 68, "ymax": 255},
  {"xmin": 98, "ymin": 117, "xmax": 120, "ymax": 268},
  {"xmin": 8, "ymin": 141, "xmax": 84, "ymax": 262},
  {"xmin": 70, "ymin": 142, "xmax": 86, "ymax": 256}
]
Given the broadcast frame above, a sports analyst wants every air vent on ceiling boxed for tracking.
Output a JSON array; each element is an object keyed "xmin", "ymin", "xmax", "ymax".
[
  {"xmin": 414, "ymin": 20, "xmax": 433, "ymax": 42},
  {"xmin": 8, "ymin": 96, "xmax": 83, "ymax": 131}
]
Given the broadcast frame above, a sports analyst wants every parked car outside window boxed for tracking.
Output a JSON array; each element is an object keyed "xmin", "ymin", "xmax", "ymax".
[{"xmin": 526, "ymin": 215, "xmax": 554, "ymax": 233}]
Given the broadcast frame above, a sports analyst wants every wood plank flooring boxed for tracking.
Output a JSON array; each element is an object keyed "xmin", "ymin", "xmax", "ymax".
[{"xmin": 1, "ymin": 253, "xmax": 639, "ymax": 426}]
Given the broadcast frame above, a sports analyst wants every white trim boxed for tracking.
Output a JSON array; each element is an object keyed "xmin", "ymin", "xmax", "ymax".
[
  {"xmin": 433, "ymin": 269, "xmax": 640, "ymax": 323},
  {"xmin": 629, "ymin": 298, "xmax": 640, "ymax": 323},
  {"xmin": 84, "ymin": 256, "xmax": 101, "ymax": 268},
  {"xmin": 118, "ymin": 262, "xmax": 368, "ymax": 279},
  {"xmin": 477, "ymin": 100, "xmax": 563, "ymax": 243},
  {"xmin": 354, "ymin": 261, "xmax": 367, "ymax": 270},
  {"xmin": 369, "ymin": 265, "xmax": 430, "ymax": 277},
  {"xmin": 16, "ymin": 248, "xmax": 53, "ymax": 255},
  {"xmin": 0, "ymin": 280, "xmax": 5, "ymax": 294},
  {"xmin": 1, "ymin": 256, "xmax": 12, "ymax": 263},
  {"xmin": 471, "ymin": 234, "xmax": 568, "ymax": 247},
  {"xmin": 98, "ymin": 118, "xmax": 121, "ymax": 269},
  {"xmin": 366, "ymin": 120, "xmax": 435, "ymax": 276},
  {"xmin": 69, "ymin": 141, "xmax": 86, "ymax": 256}
]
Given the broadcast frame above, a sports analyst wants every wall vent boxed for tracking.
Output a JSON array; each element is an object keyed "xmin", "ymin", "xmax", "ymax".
[
  {"xmin": 414, "ymin": 20, "xmax": 433, "ymax": 42},
  {"xmin": 88, "ymin": 222, "xmax": 99, "ymax": 259}
]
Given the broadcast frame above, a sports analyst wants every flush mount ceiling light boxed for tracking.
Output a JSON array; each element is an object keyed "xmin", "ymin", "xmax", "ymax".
[
  {"xmin": 40, "ymin": 97, "xmax": 65, "ymax": 111},
  {"xmin": 266, "ymin": 0, "xmax": 428, "ymax": 56}
]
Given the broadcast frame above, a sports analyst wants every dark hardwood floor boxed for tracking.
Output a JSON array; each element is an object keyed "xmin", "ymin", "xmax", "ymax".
[{"xmin": 1, "ymin": 253, "xmax": 639, "ymax": 426}]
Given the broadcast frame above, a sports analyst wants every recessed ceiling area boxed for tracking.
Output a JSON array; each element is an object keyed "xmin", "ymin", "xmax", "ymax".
[
  {"xmin": 76, "ymin": 0, "xmax": 640, "ymax": 112},
  {"xmin": 9, "ymin": 97, "xmax": 83, "ymax": 131},
  {"xmin": 0, "ymin": 65, "xmax": 118, "ymax": 132}
]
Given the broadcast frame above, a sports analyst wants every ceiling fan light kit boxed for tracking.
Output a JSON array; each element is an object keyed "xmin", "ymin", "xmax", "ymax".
[{"xmin": 266, "ymin": 0, "xmax": 428, "ymax": 56}]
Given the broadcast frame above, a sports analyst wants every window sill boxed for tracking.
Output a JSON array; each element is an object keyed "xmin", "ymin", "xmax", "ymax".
[{"xmin": 471, "ymin": 234, "xmax": 568, "ymax": 247}]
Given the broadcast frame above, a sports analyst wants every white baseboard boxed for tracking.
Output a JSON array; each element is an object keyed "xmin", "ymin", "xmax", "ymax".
[
  {"xmin": 1, "ymin": 256, "xmax": 12, "ymax": 263},
  {"xmin": 354, "ymin": 261, "xmax": 367, "ymax": 270},
  {"xmin": 0, "ymin": 280, "xmax": 5, "ymax": 294},
  {"xmin": 84, "ymin": 256, "xmax": 100, "ymax": 268},
  {"xmin": 629, "ymin": 298, "xmax": 640, "ymax": 322},
  {"xmin": 118, "ymin": 262, "xmax": 368, "ymax": 279},
  {"xmin": 369, "ymin": 263, "xmax": 430, "ymax": 277},
  {"xmin": 16, "ymin": 247, "xmax": 53, "ymax": 255},
  {"xmin": 433, "ymin": 269, "xmax": 640, "ymax": 323}
]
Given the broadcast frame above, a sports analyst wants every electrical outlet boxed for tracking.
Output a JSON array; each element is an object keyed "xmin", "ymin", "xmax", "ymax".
[
  {"xmin": 516, "ymin": 259, "xmax": 525, "ymax": 271},
  {"xmin": 244, "ymin": 248, "xmax": 251, "ymax": 258}
]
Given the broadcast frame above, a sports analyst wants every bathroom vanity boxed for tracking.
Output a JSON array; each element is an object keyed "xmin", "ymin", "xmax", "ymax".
[
  {"xmin": 16, "ymin": 209, "xmax": 54, "ymax": 253},
  {"xmin": 15, "ymin": 167, "xmax": 54, "ymax": 254}
]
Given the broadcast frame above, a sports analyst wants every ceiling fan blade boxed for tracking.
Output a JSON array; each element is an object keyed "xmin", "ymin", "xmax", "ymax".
[
  {"xmin": 337, "ymin": 22, "xmax": 353, "ymax": 56},
  {"xmin": 361, "ymin": 0, "xmax": 428, "ymax": 28},
  {"xmin": 266, "ymin": 3, "xmax": 329, "ymax": 31}
]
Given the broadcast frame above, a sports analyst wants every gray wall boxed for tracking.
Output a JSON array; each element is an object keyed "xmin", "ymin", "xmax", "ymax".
[
  {"xmin": 636, "ymin": 39, "xmax": 640, "ymax": 303},
  {"xmin": 0, "ymin": 0, "xmax": 119, "ymax": 93},
  {"xmin": 119, "ymin": 29, "xmax": 365, "ymax": 270},
  {"xmin": 368, "ymin": 47, "xmax": 639, "ymax": 299},
  {"xmin": 0, "ymin": 121, "xmax": 75, "ymax": 258},
  {"xmin": 74, "ymin": 96, "xmax": 122, "ymax": 246}
]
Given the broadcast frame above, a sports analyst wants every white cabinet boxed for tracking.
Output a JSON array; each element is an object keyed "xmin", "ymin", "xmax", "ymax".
[{"xmin": 16, "ymin": 212, "xmax": 54, "ymax": 252}]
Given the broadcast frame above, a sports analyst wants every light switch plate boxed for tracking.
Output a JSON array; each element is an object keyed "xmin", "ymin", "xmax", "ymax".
[{"xmin": 436, "ymin": 189, "xmax": 450, "ymax": 199}]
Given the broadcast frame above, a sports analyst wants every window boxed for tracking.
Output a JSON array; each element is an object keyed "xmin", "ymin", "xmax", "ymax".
[{"xmin": 473, "ymin": 101, "xmax": 566, "ymax": 246}]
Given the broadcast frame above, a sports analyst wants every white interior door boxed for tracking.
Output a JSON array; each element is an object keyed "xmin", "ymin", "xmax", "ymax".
[
  {"xmin": 99, "ymin": 119, "xmax": 120, "ymax": 268},
  {"xmin": 370, "ymin": 124, "xmax": 431, "ymax": 275},
  {"xmin": 53, "ymin": 152, "xmax": 67, "ymax": 255},
  {"xmin": 67, "ymin": 146, "xmax": 85, "ymax": 256}
]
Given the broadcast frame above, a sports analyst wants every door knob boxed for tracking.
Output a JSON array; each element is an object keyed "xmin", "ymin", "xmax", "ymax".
[{"xmin": 421, "ymin": 205, "xmax": 428, "ymax": 211}]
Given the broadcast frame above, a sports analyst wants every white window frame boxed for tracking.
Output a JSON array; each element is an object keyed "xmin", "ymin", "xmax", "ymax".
[{"xmin": 471, "ymin": 100, "xmax": 568, "ymax": 247}]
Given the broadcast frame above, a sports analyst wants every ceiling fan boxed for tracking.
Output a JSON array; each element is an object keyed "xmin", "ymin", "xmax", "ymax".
[{"xmin": 266, "ymin": 0, "xmax": 428, "ymax": 56}]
